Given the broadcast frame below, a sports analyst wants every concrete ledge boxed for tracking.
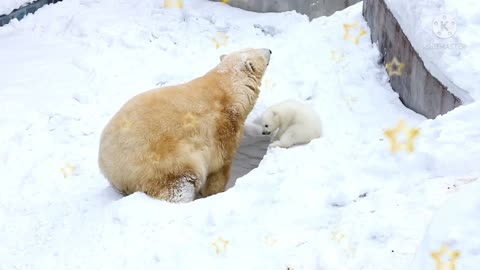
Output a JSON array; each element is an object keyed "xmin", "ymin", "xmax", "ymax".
[
  {"xmin": 0, "ymin": 0, "xmax": 62, "ymax": 27},
  {"xmin": 363, "ymin": 0, "xmax": 462, "ymax": 119},
  {"xmin": 210, "ymin": 0, "xmax": 361, "ymax": 19}
]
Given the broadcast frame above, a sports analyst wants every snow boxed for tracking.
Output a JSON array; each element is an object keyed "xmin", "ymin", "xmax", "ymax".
[
  {"xmin": 410, "ymin": 180, "xmax": 480, "ymax": 270},
  {"xmin": 0, "ymin": 0, "xmax": 34, "ymax": 15},
  {"xmin": 385, "ymin": 0, "xmax": 480, "ymax": 102},
  {"xmin": 0, "ymin": 0, "xmax": 479, "ymax": 270}
]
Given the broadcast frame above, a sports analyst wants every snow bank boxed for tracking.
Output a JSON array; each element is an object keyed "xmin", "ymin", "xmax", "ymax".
[
  {"xmin": 410, "ymin": 180, "xmax": 480, "ymax": 270},
  {"xmin": 0, "ymin": 0, "xmax": 33, "ymax": 15},
  {"xmin": 385, "ymin": 0, "xmax": 480, "ymax": 102},
  {"xmin": 1, "ymin": 0, "xmax": 479, "ymax": 270}
]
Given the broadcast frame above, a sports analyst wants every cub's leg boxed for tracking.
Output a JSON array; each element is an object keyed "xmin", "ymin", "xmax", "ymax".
[
  {"xmin": 269, "ymin": 126, "xmax": 303, "ymax": 148},
  {"xmin": 201, "ymin": 163, "xmax": 231, "ymax": 197},
  {"xmin": 271, "ymin": 125, "xmax": 286, "ymax": 142}
]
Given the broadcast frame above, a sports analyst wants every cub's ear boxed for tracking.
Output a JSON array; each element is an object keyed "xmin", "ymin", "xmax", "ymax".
[
  {"xmin": 220, "ymin": 54, "xmax": 226, "ymax": 61},
  {"xmin": 246, "ymin": 60, "xmax": 255, "ymax": 73},
  {"xmin": 272, "ymin": 111, "xmax": 279, "ymax": 119}
]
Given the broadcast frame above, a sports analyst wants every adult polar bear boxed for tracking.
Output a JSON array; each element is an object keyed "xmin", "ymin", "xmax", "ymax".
[{"xmin": 98, "ymin": 48, "xmax": 272, "ymax": 203}]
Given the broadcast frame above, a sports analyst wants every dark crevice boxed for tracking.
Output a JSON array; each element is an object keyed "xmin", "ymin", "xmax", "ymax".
[
  {"xmin": 0, "ymin": 0, "xmax": 63, "ymax": 27},
  {"xmin": 227, "ymin": 128, "xmax": 270, "ymax": 189}
]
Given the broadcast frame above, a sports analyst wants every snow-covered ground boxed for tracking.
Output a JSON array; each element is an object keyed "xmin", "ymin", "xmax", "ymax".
[
  {"xmin": 385, "ymin": 0, "xmax": 480, "ymax": 102},
  {"xmin": 1, "ymin": 0, "xmax": 479, "ymax": 269},
  {"xmin": 0, "ymin": 0, "xmax": 34, "ymax": 15}
]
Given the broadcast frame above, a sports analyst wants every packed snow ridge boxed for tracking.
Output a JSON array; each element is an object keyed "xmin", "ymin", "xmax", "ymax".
[
  {"xmin": 385, "ymin": 0, "xmax": 480, "ymax": 102},
  {"xmin": 0, "ymin": 0, "xmax": 479, "ymax": 270},
  {"xmin": 0, "ymin": 0, "xmax": 34, "ymax": 15}
]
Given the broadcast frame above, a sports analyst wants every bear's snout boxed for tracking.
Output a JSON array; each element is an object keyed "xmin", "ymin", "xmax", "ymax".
[
  {"xmin": 261, "ymin": 48, "xmax": 272, "ymax": 63},
  {"xmin": 262, "ymin": 131, "xmax": 271, "ymax": 135}
]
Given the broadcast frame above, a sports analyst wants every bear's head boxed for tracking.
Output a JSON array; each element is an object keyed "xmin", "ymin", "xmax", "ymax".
[
  {"xmin": 217, "ymin": 48, "xmax": 272, "ymax": 90},
  {"xmin": 260, "ymin": 109, "xmax": 280, "ymax": 135}
]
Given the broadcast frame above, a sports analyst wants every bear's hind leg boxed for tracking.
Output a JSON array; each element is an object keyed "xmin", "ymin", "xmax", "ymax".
[
  {"xmin": 169, "ymin": 175, "xmax": 197, "ymax": 203},
  {"xmin": 146, "ymin": 173, "xmax": 197, "ymax": 203},
  {"xmin": 201, "ymin": 163, "xmax": 231, "ymax": 197}
]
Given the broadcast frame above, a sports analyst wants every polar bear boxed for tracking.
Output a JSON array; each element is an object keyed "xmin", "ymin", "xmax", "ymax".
[
  {"xmin": 260, "ymin": 100, "xmax": 322, "ymax": 148},
  {"xmin": 98, "ymin": 48, "xmax": 272, "ymax": 203}
]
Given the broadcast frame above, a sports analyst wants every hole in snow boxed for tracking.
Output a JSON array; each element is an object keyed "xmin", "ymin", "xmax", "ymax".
[
  {"xmin": 227, "ymin": 123, "xmax": 270, "ymax": 189},
  {"xmin": 193, "ymin": 123, "xmax": 269, "ymax": 200}
]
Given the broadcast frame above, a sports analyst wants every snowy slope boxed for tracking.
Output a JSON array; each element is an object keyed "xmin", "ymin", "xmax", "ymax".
[
  {"xmin": 1, "ymin": 1, "xmax": 479, "ymax": 270},
  {"xmin": 0, "ymin": 0, "xmax": 34, "ymax": 15},
  {"xmin": 385, "ymin": 0, "xmax": 480, "ymax": 102},
  {"xmin": 411, "ymin": 180, "xmax": 480, "ymax": 270}
]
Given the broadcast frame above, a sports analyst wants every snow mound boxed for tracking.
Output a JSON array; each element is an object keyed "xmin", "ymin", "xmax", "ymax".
[{"xmin": 410, "ymin": 180, "xmax": 480, "ymax": 270}]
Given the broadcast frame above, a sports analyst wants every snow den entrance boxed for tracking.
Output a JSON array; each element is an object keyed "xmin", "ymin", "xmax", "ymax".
[{"xmin": 226, "ymin": 129, "xmax": 271, "ymax": 189}]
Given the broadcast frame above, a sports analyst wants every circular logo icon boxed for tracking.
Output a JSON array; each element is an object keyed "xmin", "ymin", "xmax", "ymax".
[{"xmin": 433, "ymin": 14, "xmax": 457, "ymax": 39}]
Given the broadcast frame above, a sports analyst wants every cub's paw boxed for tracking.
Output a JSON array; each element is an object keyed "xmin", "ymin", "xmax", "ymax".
[{"xmin": 269, "ymin": 141, "xmax": 282, "ymax": 148}]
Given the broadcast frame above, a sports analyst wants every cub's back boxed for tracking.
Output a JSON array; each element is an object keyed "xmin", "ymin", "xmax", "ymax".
[{"xmin": 274, "ymin": 100, "xmax": 321, "ymax": 127}]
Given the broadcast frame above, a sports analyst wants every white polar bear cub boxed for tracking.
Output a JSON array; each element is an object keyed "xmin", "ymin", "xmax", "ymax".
[{"xmin": 260, "ymin": 100, "xmax": 322, "ymax": 148}]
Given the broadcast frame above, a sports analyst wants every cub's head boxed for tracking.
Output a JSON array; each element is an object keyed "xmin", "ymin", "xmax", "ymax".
[
  {"xmin": 218, "ymin": 48, "xmax": 272, "ymax": 85},
  {"xmin": 260, "ymin": 109, "xmax": 280, "ymax": 135}
]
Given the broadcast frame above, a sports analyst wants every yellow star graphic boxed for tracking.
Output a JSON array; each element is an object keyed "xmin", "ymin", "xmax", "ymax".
[
  {"xmin": 212, "ymin": 32, "xmax": 229, "ymax": 49},
  {"xmin": 384, "ymin": 120, "xmax": 420, "ymax": 153},
  {"xmin": 264, "ymin": 234, "xmax": 278, "ymax": 247},
  {"xmin": 330, "ymin": 230, "xmax": 345, "ymax": 243},
  {"xmin": 182, "ymin": 112, "xmax": 198, "ymax": 129},
  {"xmin": 330, "ymin": 230, "xmax": 356, "ymax": 257},
  {"xmin": 222, "ymin": 0, "xmax": 230, "ymax": 3},
  {"xmin": 121, "ymin": 119, "xmax": 133, "ymax": 130},
  {"xmin": 212, "ymin": 237, "xmax": 229, "ymax": 254},
  {"xmin": 343, "ymin": 21, "xmax": 367, "ymax": 45},
  {"xmin": 343, "ymin": 96, "xmax": 358, "ymax": 110},
  {"xmin": 331, "ymin": 49, "xmax": 345, "ymax": 63},
  {"xmin": 60, "ymin": 163, "xmax": 76, "ymax": 178},
  {"xmin": 386, "ymin": 57, "xmax": 405, "ymax": 76},
  {"xmin": 261, "ymin": 78, "xmax": 277, "ymax": 91},
  {"xmin": 164, "ymin": 0, "xmax": 183, "ymax": 9},
  {"xmin": 431, "ymin": 244, "xmax": 461, "ymax": 270}
]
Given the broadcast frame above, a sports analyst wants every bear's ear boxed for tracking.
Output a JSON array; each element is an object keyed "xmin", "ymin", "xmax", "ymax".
[
  {"xmin": 246, "ymin": 60, "xmax": 255, "ymax": 73},
  {"xmin": 220, "ymin": 54, "xmax": 226, "ymax": 61},
  {"xmin": 272, "ymin": 111, "xmax": 281, "ymax": 120}
]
